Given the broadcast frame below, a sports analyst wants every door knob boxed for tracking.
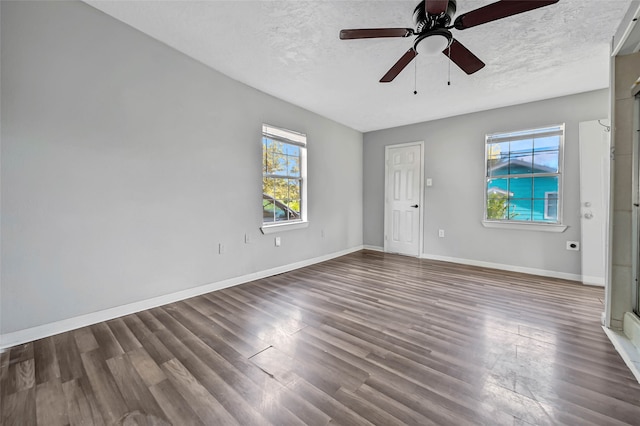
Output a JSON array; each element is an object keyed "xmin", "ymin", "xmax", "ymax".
[{"xmin": 410, "ymin": 204, "xmax": 419, "ymax": 208}]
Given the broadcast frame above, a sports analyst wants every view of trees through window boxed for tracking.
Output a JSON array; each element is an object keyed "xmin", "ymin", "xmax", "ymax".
[
  {"xmin": 485, "ymin": 125, "xmax": 563, "ymax": 223},
  {"xmin": 262, "ymin": 125, "xmax": 305, "ymax": 224}
]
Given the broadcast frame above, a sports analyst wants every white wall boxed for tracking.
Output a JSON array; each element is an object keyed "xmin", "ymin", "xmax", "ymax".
[
  {"xmin": 0, "ymin": 1, "xmax": 363, "ymax": 335},
  {"xmin": 364, "ymin": 90, "xmax": 609, "ymax": 278}
]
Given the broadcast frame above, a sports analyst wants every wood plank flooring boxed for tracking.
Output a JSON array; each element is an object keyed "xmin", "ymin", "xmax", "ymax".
[{"xmin": 2, "ymin": 250, "xmax": 640, "ymax": 425}]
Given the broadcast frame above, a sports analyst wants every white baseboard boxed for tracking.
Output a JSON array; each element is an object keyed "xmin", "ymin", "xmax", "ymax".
[
  {"xmin": 360, "ymin": 248, "xmax": 584, "ymax": 283},
  {"xmin": 624, "ymin": 312, "xmax": 640, "ymax": 352},
  {"xmin": 581, "ymin": 275, "xmax": 606, "ymax": 287},
  {"xmin": 419, "ymin": 253, "xmax": 583, "ymax": 282},
  {"xmin": 603, "ymin": 326, "xmax": 640, "ymax": 384},
  {"xmin": 0, "ymin": 245, "xmax": 364, "ymax": 351}
]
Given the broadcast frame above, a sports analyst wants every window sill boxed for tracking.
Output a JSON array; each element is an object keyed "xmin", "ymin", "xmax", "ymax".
[
  {"xmin": 261, "ymin": 221, "xmax": 309, "ymax": 234},
  {"xmin": 482, "ymin": 220, "xmax": 567, "ymax": 233}
]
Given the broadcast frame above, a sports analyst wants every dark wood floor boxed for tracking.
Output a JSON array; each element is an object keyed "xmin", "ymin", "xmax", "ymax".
[{"xmin": 2, "ymin": 250, "xmax": 640, "ymax": 425}]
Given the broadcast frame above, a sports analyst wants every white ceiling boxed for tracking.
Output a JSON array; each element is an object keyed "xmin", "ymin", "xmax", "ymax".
[{"xmin": 86, "ymin": 0, "xmax": 633, "ymax": 132}]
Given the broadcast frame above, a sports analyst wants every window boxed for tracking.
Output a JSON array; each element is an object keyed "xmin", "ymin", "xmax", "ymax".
[
  {"xmin": 262, "ymin": 124, "xmax": 307, "ymax": 231},
  {"xmin": 484, "ymin": 124, "xmax": 564, "ymax": 227}
]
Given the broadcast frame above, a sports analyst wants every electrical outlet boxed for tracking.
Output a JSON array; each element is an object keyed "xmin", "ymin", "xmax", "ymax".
[
  {"xmin": 438, "ymin": 229, "xmax": 445, "ymax": 238},
  {"xmin": 275, "ymin": 237, "xmax": 281, "ymax": 247},
  {"xmin": 218, "ymin": 243, "xmax": 225, "ymax": 254},
  {"xmin": 566, "ymin": 241, "xmax": 580, "ymax": 251},
  {"xmin": 426, "ymin": 178, "xmax": 433, "ymax": 187}
]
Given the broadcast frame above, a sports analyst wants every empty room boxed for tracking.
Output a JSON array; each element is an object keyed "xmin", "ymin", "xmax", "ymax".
[{"xmin": 3, "ymin": 0, "xmax": 640, "ymax": 424}]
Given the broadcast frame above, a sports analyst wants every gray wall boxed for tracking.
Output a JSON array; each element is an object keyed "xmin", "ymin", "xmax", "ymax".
[
  {"xmin": 1, "ymin": 1, "xmax": 363, "ymax": 334},
  {"xmin": 364, "ymin": 90, "xmax": 609, "ymax": 276}
]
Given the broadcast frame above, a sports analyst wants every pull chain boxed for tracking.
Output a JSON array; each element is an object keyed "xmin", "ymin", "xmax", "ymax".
[
  {"xmin": 447, "ymin": 44, "xmax": 451, "ymax": 86},
  {"xmin": 414, "ymin": 56, "xmax": 418, "ymax": 95}
]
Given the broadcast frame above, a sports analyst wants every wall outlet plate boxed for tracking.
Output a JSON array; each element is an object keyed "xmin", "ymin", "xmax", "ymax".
[
  {"xmin": 566, "ymin": 241, "xmax": 580, "ymax": 251},
  {"xmin": 275, "ymin": 237, "xmax": 281, "ymax": 247}
]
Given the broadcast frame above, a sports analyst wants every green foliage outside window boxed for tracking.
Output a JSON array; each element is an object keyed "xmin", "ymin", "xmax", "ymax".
[
  {"xmin": 486, "ymin": 192, "xmax": 508, "ymax": 220},
  {"xmin": 263, "ymin": 138, "xmax": 302, "ymax": 222},
  {"xmin": 486, "ymin": 192, "xmax": 518, "ymax": 220}
]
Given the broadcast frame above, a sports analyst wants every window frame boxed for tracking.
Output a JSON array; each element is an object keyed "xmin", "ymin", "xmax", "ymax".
[
  {"xmin": 260, "ymin": 124, "xmax": 308, "ymax": 234},
  {"xmin": 482, "ymin": 124, "xmax": 567, "ymax": 233}
]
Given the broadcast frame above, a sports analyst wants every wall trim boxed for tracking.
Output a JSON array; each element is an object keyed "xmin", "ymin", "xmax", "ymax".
[
  {"xmin": 603, "ymin": 326, "xmax": 640, "ymax": 384},
  {"xmin": 481, "ymin": 221, "xmax": 568, "ymax": 233},
  {"xmin": 419, "ymin": 253, "xmax": 582, "ymax": 282},
  {"xmin": 0, "ymin": 245, "xmax": 364, "ymax": 351},
  {"xmin": 361, "ymin": 247, "xmax": 585, "ymax": 283},
  {"xmin": 582, "ymin": 275, "xmax": 606, "ymax": 287},
  {"xmin": 623, "ymin": 312, "xmax": 640, "ymax": 352}
]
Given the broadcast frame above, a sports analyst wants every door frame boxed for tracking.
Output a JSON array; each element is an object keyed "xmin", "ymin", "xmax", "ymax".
[
  {"xmin": 632, "ymin": 95, "xmax": 640, "ymax": 315},
  {"xmin": 383, "ymin": 141, "xmax": 425, "ymax": 257}
]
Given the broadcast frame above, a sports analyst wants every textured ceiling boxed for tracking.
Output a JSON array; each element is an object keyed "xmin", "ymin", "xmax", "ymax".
[{"xmin": 86, "ymin": 1, "xmax": 633, "ymax": 132}]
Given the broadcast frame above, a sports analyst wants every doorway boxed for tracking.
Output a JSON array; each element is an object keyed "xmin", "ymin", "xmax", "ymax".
[{"xmin": 384, "ymin": 142, "xmax": 424, "ymax": 257}]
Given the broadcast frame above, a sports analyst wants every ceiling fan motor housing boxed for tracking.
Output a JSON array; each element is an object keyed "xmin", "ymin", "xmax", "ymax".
[{"xmin": 414, "ymin": 0, "xmax": 457, "ymax": 33}]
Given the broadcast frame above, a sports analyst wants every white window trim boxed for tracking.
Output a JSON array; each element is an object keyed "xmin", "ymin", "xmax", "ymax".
[
  {"xmin": 261, "ymin": 124, "xmax": 308, "ymax": 234},
  {"xmin": 261, "ymin": 220, "xmax": 309, "ymax": 234},
  {"xmin": 483, "ymin": 123, "xmax": 565, "ymax": 231},
  {"xmin": 482, "ymin": 221, "xmax": 567, "ymax": 232}
]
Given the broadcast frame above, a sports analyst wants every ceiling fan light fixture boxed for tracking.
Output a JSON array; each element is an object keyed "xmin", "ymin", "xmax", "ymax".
[{"xmin": 415, "ymin": 30, "xmax": 452, "ymax": 56}]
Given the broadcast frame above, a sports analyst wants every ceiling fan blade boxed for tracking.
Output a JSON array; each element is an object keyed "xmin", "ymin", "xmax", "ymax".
[
  {"xmin": 340, "ymin": 28, "xmax": 413, "ymax": 39},
  {"xmin": 380, "ymin": 48, "xmax": 418, "ymax": 83},
  {"xmin": 454, "ymin": 0, "xmax": 559, "ymax": 30},
  {"xmin": 425, "ymin": 0, "xmax": 449, "ymax": 15},
  {"xmin": 443, "ymin": 39, "xmax": 485, "ymax": 74}
]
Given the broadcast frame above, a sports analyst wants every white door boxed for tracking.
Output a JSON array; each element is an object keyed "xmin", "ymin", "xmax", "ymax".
[
  {"xmin": 579, "ymin": 119, "xmax": 610, "ymax": 286},
  {"xmin": 384, "ymin": 142, "xmax": 423, "ymax": 256}
]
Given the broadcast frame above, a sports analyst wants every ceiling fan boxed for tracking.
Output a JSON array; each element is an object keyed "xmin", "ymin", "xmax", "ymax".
[{"xmin": 339, "ymin": 0, "xmax": 560, "ymax": 83}]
